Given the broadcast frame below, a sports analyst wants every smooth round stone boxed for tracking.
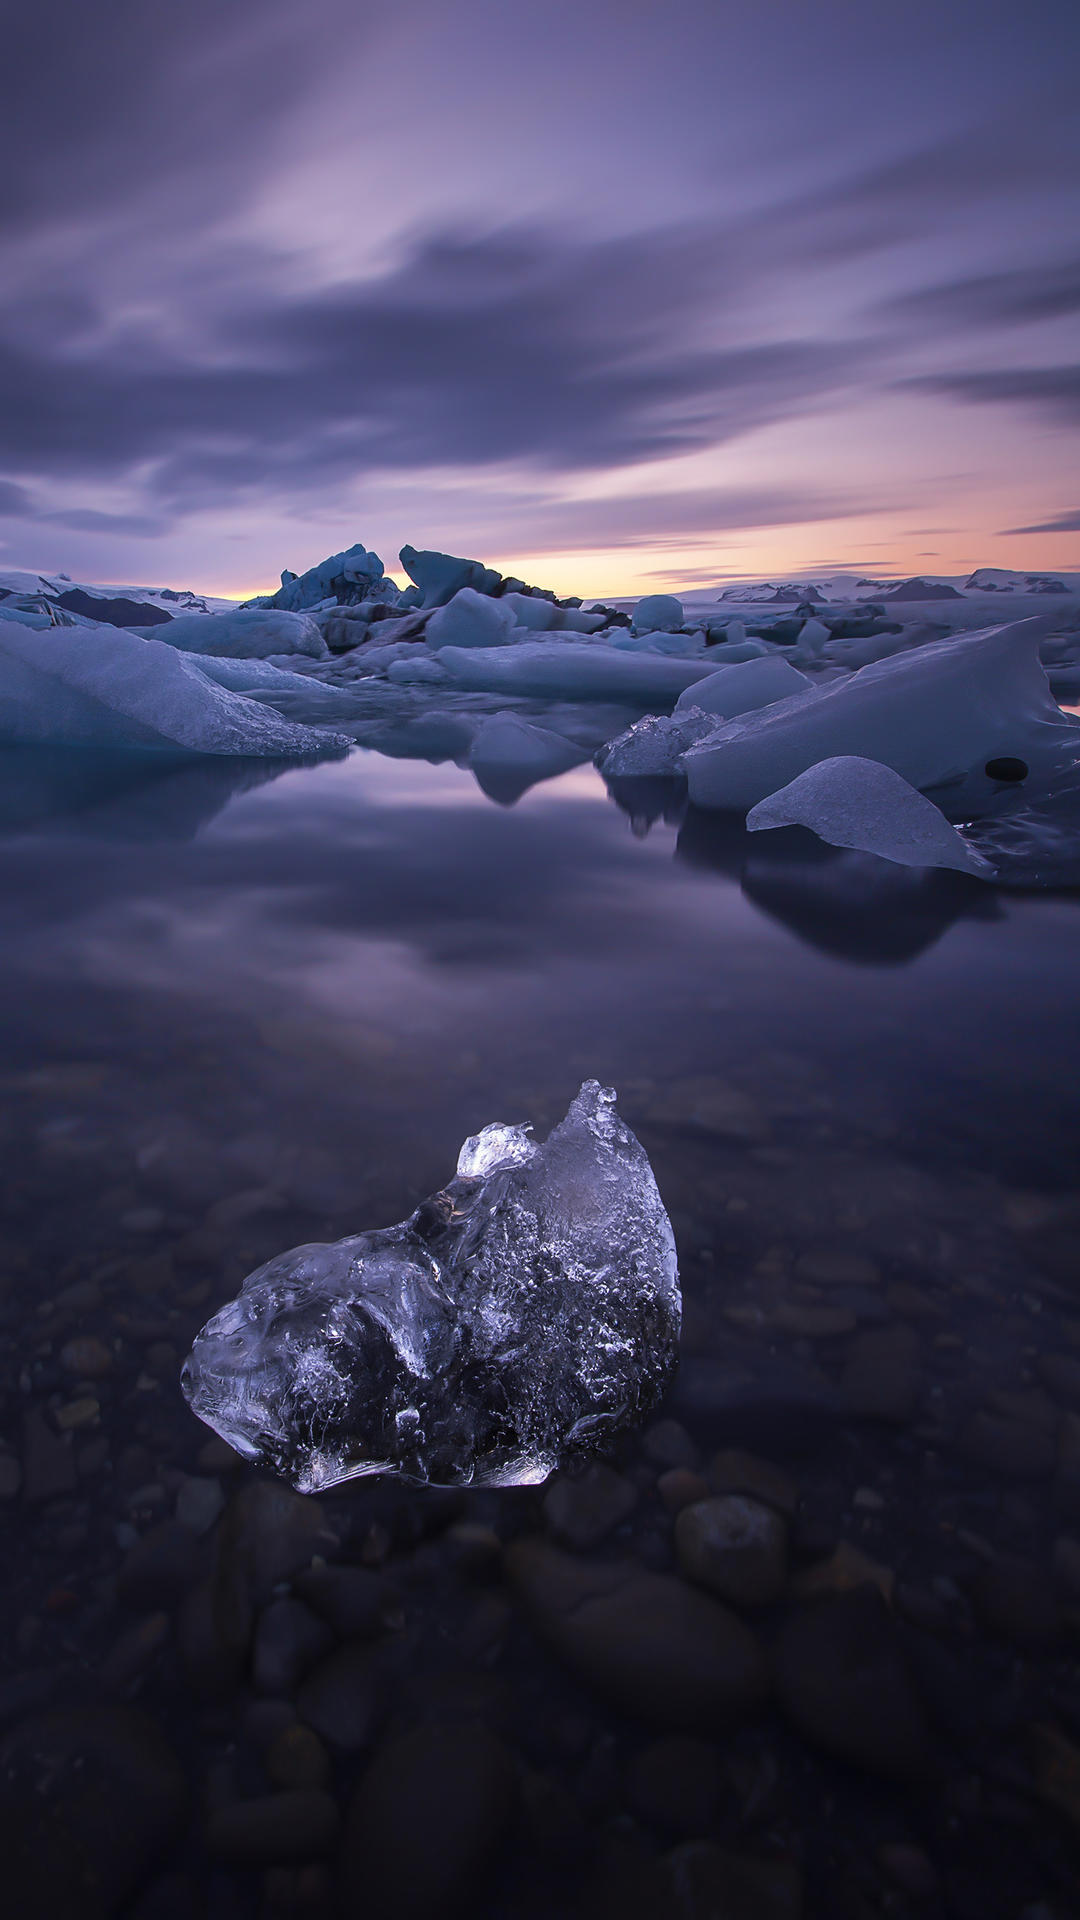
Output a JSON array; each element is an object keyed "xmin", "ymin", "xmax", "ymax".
[
  {"xmin": 543, "ymin": 1463, "xmax": 638, "ymax": 1549},
  {"xmin": 507, "ymin": 1539, "xmax": 768, "ymax": 1731},
  {"xmin": 676, "ymin": 1496, "xmax": 788, "ymax": 1607}
]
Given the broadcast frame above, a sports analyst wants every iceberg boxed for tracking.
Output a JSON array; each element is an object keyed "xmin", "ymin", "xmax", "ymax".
[
  {"xmin": 181, "ymin": 1081, "xmax": 680, "ymax": 1491},
  {"xmin": 673, "ymin": 654, "xmax": 811, "ymax": 718},
  {"xmin": 597, "ymin": 710, "xmax": 715, "ymax": 779},
  {"xmin": 437, "ymin": 641, "xmax": 722, "ymax": 704},
  {"xmin": 684, "ymin": 619, "xmax": 1080, "ymax": 813},
  {"xmin": 632, "ymin": 594, "xmax": 684, "ymax": 635},
  {"xmin": 746, "ymin": 757, "xmax": 994, "ymax": 875},
  {"xmin": 0, "ymin": 619, "xmax": 350, "ymax": 756},
  {"xmin": 426, "ymin": 588, "xmax": 518, "ymax": 651},
  {"xmin": 144, "ymin": 609, "xmax": 328, "ymax": 660}
]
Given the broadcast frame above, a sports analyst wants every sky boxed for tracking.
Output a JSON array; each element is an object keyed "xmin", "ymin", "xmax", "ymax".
[{"xmin": 1, "ymin": 0, "xmax": 1078, "ymax": 600}]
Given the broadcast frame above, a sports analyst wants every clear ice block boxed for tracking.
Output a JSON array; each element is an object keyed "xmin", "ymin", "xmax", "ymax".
[{"xmin": 181, "ymin": 1082, "xmax": 680, "ymax": 1491}]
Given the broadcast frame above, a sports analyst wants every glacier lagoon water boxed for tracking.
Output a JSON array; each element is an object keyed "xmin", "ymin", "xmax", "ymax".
[{"xmin": 3, "ymin": 741, "xmax": 1080, "ymax": 1916}]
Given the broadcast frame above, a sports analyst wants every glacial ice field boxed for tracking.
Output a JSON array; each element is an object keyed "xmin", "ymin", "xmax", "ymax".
[{"xmin": 3, "ymin": 543, "xmax": 1080, "ymax": 884}]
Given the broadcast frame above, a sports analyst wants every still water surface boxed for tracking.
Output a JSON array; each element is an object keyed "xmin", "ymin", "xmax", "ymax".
[{"xmin": 1, "ymin": 746, "xmax": 1079, "ymax": 1919}]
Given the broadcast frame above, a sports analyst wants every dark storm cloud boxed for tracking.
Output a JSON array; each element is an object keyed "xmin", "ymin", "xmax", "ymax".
[
  {"xmin": 901, "ymin": 366, "xmax": 1080, "ymax": 423},
  {"xmin": 0, "ymin": 0, "xmax": 375, "ymax": 236},
  {"xmin": 0, "ymin": 226, "xmax": 861, "ymax": 514},
  {"xmin": 877, "ymin": 259, "xmax": 1080, "ymax": 331},
  {"xmin": 1000, "ymin": 508, "xmax": 1080, "ymax": 535}
]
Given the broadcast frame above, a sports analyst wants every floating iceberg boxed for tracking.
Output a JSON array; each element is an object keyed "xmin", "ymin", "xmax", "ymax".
[
  {"xmin": 145, "ymin": 609, "xmax": 328, "ymax": 660},
  {"xmin": 0, "ymin": 619, "xmax": 349, "ymax": 756},
  {"xmin": 438, "ymin": 640, "xmax": 721, "ymax": 704},
  {"xmin": 684, "ymin": 619, "xmax": 1080, "ymax": 813},
  {"xmin": 181, "ymin": 1081, "xmax": 680, "ymax": 1491},
  {"xmin": 632, "ymin": 593, "xmax": 684, "ymax": 635},
  {"xmin": 746, "ymin": 757, "xmax": 994, "ymax": 875},
  {"xmin": 673, "ymin": 654, "xmax": 811, "ymax": 719},
  {"xmin": 426, "ymin": 588, "xmax": 519, "ymax": 651}
]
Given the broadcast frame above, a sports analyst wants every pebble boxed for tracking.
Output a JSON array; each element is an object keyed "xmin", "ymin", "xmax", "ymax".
[
  {"xmin": 790, "ymin": 1540, "xmax": 895, "ymax": 1603},
  {"xmin": 174, "ymin": 1474, "xmax": 224, "ymax": 1535},
  {"xmin": 58, "ymin": 1334, "xmax": 113, "ymax": 1377},
  {"xmin": 338, "ymin": 1725, "xmax": 516, "ymax": 1920},
  {"xmin": 54, "ymin": 1396, "xmax": 101, "ymax": 1431},
  {"xmin": 642, "ymin": 1075, "xmax": 768, "ymax": 1141},
  {"xmin": 543, "ymin": 1463, "xmax": 638, "ymax": 1549},
  {"xmin": 708, "ymin": 1448, "xmax": 799, "ymax": 1518},
  {"xmin": 253, "ymin": 1598, "xmax": 335, "ymax": 1696},
  {"xmin": 506, "ymin": 1539, "xmax": 768, "ymax": 1731},
  {"xmin": 0, "ymin": 1452, "xmax": 22, "ymax": 1498},
  {"xmin": 675, "ymin": 1496, "xmax": 788, "ymax": 1607},
  {"xmin": 1037, "ymin": 1352, "xmax": 1080, "ymax": 1407},
  {"xmin": 204, "ymin": 1789, "xmax": 339, "ymax": 1866},
  {"xmin": 295, "ymin": 1642, "xmax": 386, "ymax": 1752},
  {"xmin": 774, "ymin": 1587, "xmax": 928, "ymax": 1778},
  {"xmin": 657, "ymin": 1468, "xmax": 711, "ymax": 1514},
  {"xmin": 292, "ymin": 1563, "xmax": 395, "ymax": 1637},
  {"xmin": 21, "ymin": 1406, "xmax": 76, "ymax": 1503},
  {"xmin": 642, "ymin": 1418, "xmax": 699, "ymax": 1470}
]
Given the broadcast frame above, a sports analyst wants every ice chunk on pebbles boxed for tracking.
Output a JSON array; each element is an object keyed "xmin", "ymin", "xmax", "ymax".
[
  {"xmin": 181, "ymin": 1082, "xmax": 680, "ymax": 1491},
  {"xmin": 747, "ymin": 757, "xmax": 995, "ymax": 875}
]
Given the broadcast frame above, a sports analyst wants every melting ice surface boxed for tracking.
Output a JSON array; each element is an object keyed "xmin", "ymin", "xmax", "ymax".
[{"xmin": 180, "ymin": 1081, "xmax": 681, "ymax": 1491}]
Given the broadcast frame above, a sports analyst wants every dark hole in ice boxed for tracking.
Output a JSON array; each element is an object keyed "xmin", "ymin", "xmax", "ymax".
[
  {"xmin": 984, "ymin": 757, "xmax": 1028, "ymax": 782},
  {"xmin": 180, "ymin": 1081, "xmax": 680, "ymax": 1491}
]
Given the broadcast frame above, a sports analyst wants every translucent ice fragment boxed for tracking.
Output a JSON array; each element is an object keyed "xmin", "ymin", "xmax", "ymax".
[
  {"xmin": 747, "ymin": 756, "xmax": 995, "ymax": 874},
  {"xmin": 181, "ymin": 1082, "xmax": 680, "ymax": 1491}
]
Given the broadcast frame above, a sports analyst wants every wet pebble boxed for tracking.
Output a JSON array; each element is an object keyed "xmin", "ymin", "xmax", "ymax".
[
  {"xmin": 506, "ymin": 1538, "xmax": 768, "ymax": 1731},
  {"xmin": 21, "ymin": 1406, "xmax": 76, "ymax": 1503},
  {"xmin": 118, "ymin": 1519, "xmax": 205, "ymax": 1611},
  {"xmin": 665, "ymin": 1842, "xmax": 803, "ymax": 1920},
  {"xmin": 708, "ymin": 1448, "xmax": 798, "ymax": 1518},
  {"xmin": 642, "ymin": 1418, "xmax": 699, "ymax": 1470},
  {"xmin": 543, "ymin": 1462, "xmax": 638, "ymax": 1549},
  {"xmin": 295, "ymin": 1641, "xmax": 386, "ymax": 1752},
  {"xmin": 657, "ymin": 1468, "xmax": 710, "ymax": 1514},
  {"xmin": 264, "ymin": 1723, "xmax": 332, "ymax": 1791},
  {"xmin": 675, "ymin": 1495, "xmax": 788, "ymax": 1607},
  {"xmin": 292, "ymin": 1562, "xmax": 399, "ymax": 1637},
  {"xmin": 253, "ymin": 1597, "xmax": 335, "ymax": 1695},
  {"xmin": 174, "ymin": 1474, "xmax": 224, "ymax": 1535}
]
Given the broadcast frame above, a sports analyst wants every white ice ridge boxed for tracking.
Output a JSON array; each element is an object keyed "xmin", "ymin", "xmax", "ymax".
[
  {"xmin": 746, "ymin": 757, "xmax": 995, "ymax": 875},
  {"xmin": 684, "ymin": 619, "xmax": 1080, "ymax": 811},
  {"xmin": 0, "ymin": 618, "xmax": 350, "ymax": 756},
  {"xmin": 181, "ymin": 1081, "xmax": 681, "ymax": 1492},
  {"xmin": 437, "ymin": 640, "xmax": 722, "ymax": 702},
  {"xmin": 146, "ymin": 608, "xmax": 329, "ymax": 660}
]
